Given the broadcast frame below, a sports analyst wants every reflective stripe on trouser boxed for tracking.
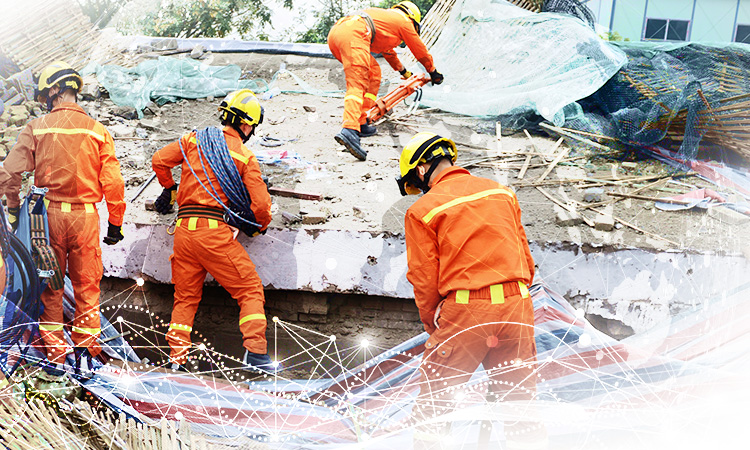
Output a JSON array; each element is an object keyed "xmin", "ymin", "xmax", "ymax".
[
  {"xmin": 359, "ymin": 61, "xmax": 381, "ymax": 125},
  {"xmin": 328, "ymin": 17, "xmax": 380, "ymax": 131},
  {"xmin": 168, "ymin": 218, "xmax": 267, "ymax": 365},
  {"xmin": 413, "ymin": 286, "xmax": 544, "ymax": 446},
  {"xmin": 40, "ymin": 202, "xmax": 103, "ymax": 363}
]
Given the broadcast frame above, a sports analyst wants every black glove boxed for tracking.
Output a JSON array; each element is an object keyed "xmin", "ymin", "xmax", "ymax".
[
  {"xmin": 154, "ymin": 184, "xmax": 178, "ymax": 214},
  {"xmin": 7, "ymin": 207, "xmax": 19, "ymax": 231},
  {"xmin": 103, "ymin": 222, "xmax": 123, "ymax": 245},
  {"xmin": 262, "ymin": 176, "xmax": 272, "ymax": 191},
  {"xmin": 399, "ymin": 68, "xmax": 413, "ymax": 80},
  {"xmin": 429, "ymin": 70, "xmax": 444, "ymax": 85}
]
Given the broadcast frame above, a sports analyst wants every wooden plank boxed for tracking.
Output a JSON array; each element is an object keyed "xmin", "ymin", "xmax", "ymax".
[
  {"xmin": 535, "ymin": 138, "xmax": 566, "ymax": 182},
  {"xmin": 536, "ymin": 187, "xmax": 595, "ymax": 227},
  {"xmin": 539, "ymin": 122, "xmax": 617, "ymax": 153},
  {"xmin": 606, "ymin": 192, "xmax": 695, "ymax": 204},
  {"xmin": 268, "ymin": 187, "xmax": 323, "ymax": 201}
]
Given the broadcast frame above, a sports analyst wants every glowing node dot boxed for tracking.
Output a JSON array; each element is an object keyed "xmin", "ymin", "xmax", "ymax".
[
  {"xmin": 329, "ymin": 335, "xmax": 336, "ymax": 342},
  {"xmin": 272, "ymin": 316, "xmax": 279, "ymax": 323},
  {"xmin": 117, "ymin": 316, "xmax": 124, "ymax": 323},
  {"xmin": 175, "ymin": 411, "xmax": 184, "ymax": 421},
  {"xmin": 574, "ymin": 308, "xmax": 585, "ymax": 319},
  {"xmin": 198, "ymin": 343, "xmax": 207, "ymax": 351},
  {"xmin": 360, "ymin": 339, "xmax": 369, "ymax": 348},
  {"xmin": 136, "ymin": 277, "xmax": 145, "ymax": 287},
  {"xmin": 325, "ymin": 257, "xmax": 338, "ymax": 270}
]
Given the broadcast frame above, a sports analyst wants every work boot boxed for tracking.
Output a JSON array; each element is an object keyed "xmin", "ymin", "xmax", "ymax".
[
  {"xmin": 242, "ymin": 351, "xmax": 284, "ymax": 374},
  {"xmin": 335, "ymin": 128, "xmax": 367, "ymax": 161},
  {"xmin": 73, "ymin": 347, "xmax": 97, "ymax": 381},
  {"xmin": 359, "ymin": 123, "xmax": 377, "ymax": 138}
]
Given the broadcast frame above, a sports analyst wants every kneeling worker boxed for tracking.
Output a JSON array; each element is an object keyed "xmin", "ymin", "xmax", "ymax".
[
  {"xmin": 328, "ymin": 1, "xmax": 444, "ymax": 160},
  {"xmin": 397, "ymin": 133, "xmax": 546, "ymax": 449},
  {"xmin": 151, "ymin": 89, "xmax": 280, "ymax": 373}
]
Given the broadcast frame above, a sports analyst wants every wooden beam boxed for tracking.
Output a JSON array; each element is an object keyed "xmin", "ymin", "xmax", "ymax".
[{"xmin": 269, "ymin": 187, "xmax": 323, "ymax": 201}]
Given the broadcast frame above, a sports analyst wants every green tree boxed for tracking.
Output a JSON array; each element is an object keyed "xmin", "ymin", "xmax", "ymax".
[
  {"xmin": 600, "ymin": 31, "xmax": 630, "ymax": 42},
  {"xmin": 376, "ymin": 0, "xmax": 435, "ymax": 15},
  {"xmin": 126, "ymin": 0, "xmax": 292, "ymax": 39},
  {"xmin": 296, "ymin": 0, "xmax": 436, "ymax": 44},
  {"xmin": 78, "ymin": 0, "xmax": 129, "ymax": 28}
]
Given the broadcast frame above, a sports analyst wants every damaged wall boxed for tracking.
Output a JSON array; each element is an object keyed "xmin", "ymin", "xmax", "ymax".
[{"xmin": 103, "ymin": 219, "xmax": 750, "ymax": 336}]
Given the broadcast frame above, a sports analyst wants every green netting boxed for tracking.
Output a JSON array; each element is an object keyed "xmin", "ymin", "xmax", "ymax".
[
  {"xmin": 82, "ymin": 57, "xmax": 344, "ymax": 118},
  {"xmin": 82, "ymin": 57, "xmax": 271, "ymax": 118},
  {"xmin": 414, "ymin": 0, "xmax": 627, "ymax": 125},
  {"xmin": 570, "ymin": 41, "xmax": 750, "ymax": 162}
]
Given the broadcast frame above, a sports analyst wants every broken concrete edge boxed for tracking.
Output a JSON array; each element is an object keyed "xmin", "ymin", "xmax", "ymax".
[{"xmin": 104, "ymin": 218, "xmax": 750, "ymax": 335}]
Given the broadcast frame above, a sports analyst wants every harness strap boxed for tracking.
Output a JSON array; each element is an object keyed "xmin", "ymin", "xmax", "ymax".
[
  {"xmin": 355, "ymin": 12, "xmax": 376, "ymax": 44},
  {"xmin": 29, "ymin": 207, "xmax": 63, "ymax": 290}
]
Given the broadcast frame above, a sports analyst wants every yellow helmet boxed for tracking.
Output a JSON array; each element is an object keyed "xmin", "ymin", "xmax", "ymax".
[
  {"xmin": 37, "ymin": 61, "xmax": 83, "ymax": 103},
  {"xmin": 218, "ymin": 89, "xmax": 264, "ymax": 127},
  {"xmin": 397, "ymin": 132, "xmax": 457, "ymax": 195},
  {"xmin": 392, "ymin": 1, "xmax": 422, "ymax": 33}
]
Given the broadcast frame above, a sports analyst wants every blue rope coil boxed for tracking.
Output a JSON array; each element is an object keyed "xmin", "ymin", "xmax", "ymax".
[{"xmin": 178, "ymin": 127, "xmax": 261, "ymax": 232}]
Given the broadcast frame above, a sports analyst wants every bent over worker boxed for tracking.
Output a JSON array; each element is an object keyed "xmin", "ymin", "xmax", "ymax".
[
  {"xmin": 151, "ymin": 89, "xmax": 280, "ymax": 373},
  {"xmin": 328, "ymin": 1, "xmax": 444, "ymax": 161},
  {"xmin": 0, "ymin": 61, "xmax": 126, "ymax": 379},
  {"xmin": 397, "ymin": 133, "xmax": 546, "ymax": 450}
]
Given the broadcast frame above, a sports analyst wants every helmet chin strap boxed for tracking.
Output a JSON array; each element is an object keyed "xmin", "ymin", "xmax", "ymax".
[
  {"xmin": 45, "ymin": 94, "xmax": 58, "ymax": 112},
  {"xmin": 235, "ymin": 124, "xmax": 255, "ymax": 143},
  {"xmin": 45, "ymin": 87, "xmax": 75, "ymax": 111},
  {"xmin": 417, "ymin": 158, "xmax": 444, "ymax": 194}
]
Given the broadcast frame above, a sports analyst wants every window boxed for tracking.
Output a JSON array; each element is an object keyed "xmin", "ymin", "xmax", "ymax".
[
  {"xmin": 736, "ymin": 25, "xmax": 750, "ymax": 44},
  {"xmin": 644, "ymin": 19, "xmax": 667, "ymax": 40},
  {"xmin": 644, "ymin": 18, "xmax": 690, "ymax": 41}
]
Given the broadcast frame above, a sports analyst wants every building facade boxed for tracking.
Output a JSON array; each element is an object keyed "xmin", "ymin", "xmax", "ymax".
[{"xmin": 585, "ymin": 0, "xmax": 750, "ymax": 43}]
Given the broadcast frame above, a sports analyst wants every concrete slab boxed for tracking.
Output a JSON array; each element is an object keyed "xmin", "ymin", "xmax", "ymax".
[{"xmin": 103, "ymin": 217, "xmax": 750, "ymax": 335}]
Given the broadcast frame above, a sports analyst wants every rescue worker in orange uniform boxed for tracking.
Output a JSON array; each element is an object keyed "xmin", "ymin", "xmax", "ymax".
[
  {"xmin": 0, "ymin": 61, "xmax": 126, "ymax": 378},
  {"xmin": 397, "ymin": 133, "xmax": 546, "ymax": 450},
  {"xmin": 328, "ymin": 1, "xmax": 444, "ymax": 161},
  {"xmin": 151, "ymin": 89, "xmax": 280, "ymax": 373}
]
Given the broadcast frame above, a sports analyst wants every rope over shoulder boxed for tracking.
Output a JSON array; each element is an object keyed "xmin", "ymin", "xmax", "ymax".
[{"xmin": 178, "ymin": 127, "xmax": 262, "ymax": 236}]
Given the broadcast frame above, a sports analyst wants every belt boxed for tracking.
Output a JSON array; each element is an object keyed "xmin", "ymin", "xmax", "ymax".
[
  {"xmin": 177, "ymin": 205, "xmax": 224, "ymax": 220},
  {"xmin": 446, "ymin": 281, "xmax": 530, "ymax": 305},
  {"xmin": 176, "ymin": 205, "xmax": 226, "ymax": 231},
  {"xmin": 45, "ymin": 199, "xmax": 96, "ymax": 213}
]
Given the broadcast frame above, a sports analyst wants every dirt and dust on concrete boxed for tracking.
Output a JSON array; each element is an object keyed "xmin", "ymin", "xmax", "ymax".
[{"xmin": 84, "ymin": 52, "xmax": 749, "ymax": 258}]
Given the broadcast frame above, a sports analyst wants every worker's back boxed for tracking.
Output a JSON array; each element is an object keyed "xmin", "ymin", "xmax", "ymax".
[
  {"xmin": 151, "ymin": 126, "xmax": 272, "ymax": 230},
  {"xmin": 364, "ymin": 7, "xmax": 432, "ymax": 68},
  {"xmin": 19, "ymin": 102, "xmax": 119, "ymax": 204},
  {"xmin": 405, "ymin": 166, "xmax": 535, "ymax": 297}
]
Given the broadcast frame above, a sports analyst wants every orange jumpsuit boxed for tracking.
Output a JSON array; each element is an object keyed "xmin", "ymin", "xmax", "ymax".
[
  {"xmin": 327, "ymin": 7, "xmax": 436, "ymax": 132},
  {"xmin": 152, "ymin": 126, "xmax": 272, "ymax": 365},
  {"xmin": 0, "ymin": 102, "xmax": 125, "ymax": 363},
  {"xmin": 404, "ymin": 166, "xmax": 542, "ymax": 447}
]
